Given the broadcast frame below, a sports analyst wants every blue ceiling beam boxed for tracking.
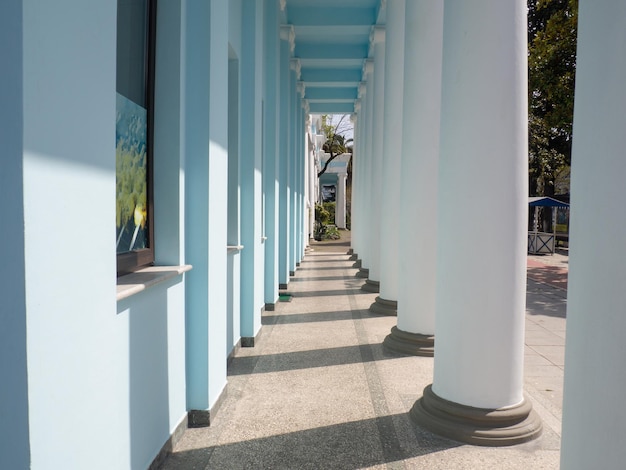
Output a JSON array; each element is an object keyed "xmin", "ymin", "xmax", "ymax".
[
  {"xmin": 300, "ymin": 68, "xmax": 363, "ymax": 83},
  {"xmin": 299, "ymin": 58, "xmax": 364, "ymax": 68},
  {"xmin": 294, "ymin": 25, "xmax": 371, "ymax": 42},
  {"xmin": 308, "ymin": 102, "xmax": 355, "ymax": 114},
  {"xmin": 295, "ymin": 43, "xmax": 368, "ymax": 60},
  {"xmin": 306, "ymin": 87, "xmax": 358, "ymax": 100},
  {"xmin": 287, "ymin": 7, "xmax": 376, "ymax": 27}
]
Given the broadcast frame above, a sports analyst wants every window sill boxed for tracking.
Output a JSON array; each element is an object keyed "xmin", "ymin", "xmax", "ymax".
[{"xmin": 117, "ymin": 265, "xmax": 193, "ymax": 301}]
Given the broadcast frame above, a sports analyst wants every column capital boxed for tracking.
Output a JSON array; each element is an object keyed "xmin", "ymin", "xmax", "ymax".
[
  {"xmin": 354, "ymin": 100, "xmax": 361, "ymax": 113},
  {"xmin": 370, "ymin": 26, "xmax": 386, "ymax": 47},
  {"xmin": 290, "ymin": 58, "xmax": 301, "ymax": 79},
  {"xmin": 280, "ymin": 25, "xmax": 295, "ymax": 54},
  {"xmin": 350, "ymin": 113, "xmax": 357, "ymax": 124},
  {"xmin": 362, "ymin": 59, "xmax": 374, "ymax": 77},
  {"xmin": 279, "ymin": 0, "xmax": 286, "ymax": 12},
  {"xmin": 302, "ymin": 99, "xmax": 310, "ymax": 114},
  {"xmin": 358, "ymin": 82, "xmax": 367, "ymax": 98},
  {"xmin": 297, "ymin": 81, "xmax": 306, "ymax": 98}
]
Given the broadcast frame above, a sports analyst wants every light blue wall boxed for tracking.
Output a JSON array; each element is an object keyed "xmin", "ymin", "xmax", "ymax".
[
  {"xmin": 229, "ymin": 0, "xmax": 242, "ymax": 57},
  {"xmin": 117, "ymin": 281, "xmax": 187, "ymax": 470},
  {"xmin": 264, "ymin": 0, "xmax": 281, "ymax": 305},
  {"xmin": 183, "ymin": 0, "xmax": 212, "ymax": 412},
  {"xmin": 22, "ymin": 1, "xmax": 125, "ymax": 467},
  {"xmin": 152, "ymin": 0, "xmax": 190, "ymax": 459},
  {"xmin": 154, "ymin": 1, "xmax": 185, "ymax": 268},
  {"xmin": 288, "ymin": 66, "xmax": 298, "ymax": 273},
  {"xmin": 239, "ymin": 0, "xmax": 265, "ymax": 339},
  {"xmin": 227, "ymin": 0, "xmax": 243, "ymax": 353},
  {"xmin": 1, "ymin": 0, "xmax": 300, "ymax": 467},
  {"xmin": 278, "ymin": 35, "xmax": 291, "ymax": 285},
  {"xmin": 184, "ymin": 0, "xmax": 229, "ymax": 412},
  {"xmin": 206, "ymin": 0, "xmax": 230, "ymax": 407},
  {"xmin": 227, "ymin": 54, "xmax": 241, "ymax": 353},
  {"xmin": 0, "ymin": 2, "xmax": 30, "ymax": 468},
  {"xmin": 16, "ymin": 1, "xmax": 190, "ymax": 468}
]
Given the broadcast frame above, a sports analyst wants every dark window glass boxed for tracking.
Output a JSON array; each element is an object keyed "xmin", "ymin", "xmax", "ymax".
[{"xmin": 116, "ymin": 0, "xmax": 156, "ymax": 275}]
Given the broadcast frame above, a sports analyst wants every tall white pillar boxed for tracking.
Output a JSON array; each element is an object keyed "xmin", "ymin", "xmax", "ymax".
[
  {"xmin": 348, "ymin": 111, "xmax": 359, "ymax": 257},
  {"xmin": 410, "ymin": 0, "xmax": 542, "ymax": 445},
  {"xmin": 362, "ymin": 27, "xmax": 385, "ymax": 293},
  {"xmin": 370, "ymin": 1, "xmax": 404, "ymax": 316},
  {"xmin": 335, "ymin": 173, "xmax": 347, "ymax": 229},
  {"xmin": 351, "ymin": 92, "xmax": 365, "ymax": 264},
  {"xmin": 384, "ymin": 0, "xmax": 441, "ymax": 354},
  {"xmin": 306, "ymin": 117, "xmax": 316, "ymax": 242},
  {"xmin": 561, "ymin": 3, "xmax": 626, "ymax": 468},
  {"xmin": 357, "ymin": 61, "xmax": 374, "ymax": 279}
]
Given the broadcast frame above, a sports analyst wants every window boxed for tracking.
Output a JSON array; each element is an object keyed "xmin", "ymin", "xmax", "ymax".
[{"xmin": 115, "ymin": 0, "xmax": 156, "ymax": 275}]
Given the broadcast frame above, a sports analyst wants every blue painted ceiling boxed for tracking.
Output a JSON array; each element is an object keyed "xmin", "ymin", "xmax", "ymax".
[{"xmin": 284, "ymin": 0, "xmax": 385, "ymax": 114}]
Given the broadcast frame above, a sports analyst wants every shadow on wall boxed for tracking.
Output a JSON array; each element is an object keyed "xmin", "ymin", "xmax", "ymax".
[{"xmin": 118, "ymin": 277, "xmax": 183, "ymax": 469}]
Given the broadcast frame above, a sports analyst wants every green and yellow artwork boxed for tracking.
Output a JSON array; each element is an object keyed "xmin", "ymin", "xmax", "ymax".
[{"xmin": 116, "ymin": 93, "xmax": 148, "ymax": 253}]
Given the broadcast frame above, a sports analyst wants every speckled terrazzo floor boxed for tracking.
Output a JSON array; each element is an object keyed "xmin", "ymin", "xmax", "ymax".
[{"xmin": 159, "ymin": 233, "xmax": 564, "ymax": 469}]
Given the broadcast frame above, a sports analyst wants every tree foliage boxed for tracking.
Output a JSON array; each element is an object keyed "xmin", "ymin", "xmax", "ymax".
[
  {"xmin": 528, "ymin": 0, "xmax": 578, "ymax": 195},
  {"xmin": 317, "ymin": 114, "xmax": 353, "ymax": 177}
]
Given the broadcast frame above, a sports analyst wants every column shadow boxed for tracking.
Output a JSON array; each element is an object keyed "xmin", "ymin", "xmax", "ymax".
[{"xmin": 159, "ymin": 413, "xmax": 460, "ymax": 470}]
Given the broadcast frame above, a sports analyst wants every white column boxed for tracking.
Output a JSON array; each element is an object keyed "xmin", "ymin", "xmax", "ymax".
[
  {"xmin": 371, "ymin": 1, "xmax": 404, "ymax": 315},
  {"xmin": 308, "ymin": 119, "xmax": 316, "ymax": 242},
  {"xmin": 349, "ymin": 111, "xmax": 359, "ymax": 257},
  {"xmin": 410, "ymin": 0, "xmax": 541, "ymax": 445},
  {"xmin": 357, "ymin": 62, "xmax": 374, "ymax": 279},
  {"xmin": 384, "ymin": 0, "xmax": 441, "ymax": 353},
  {"xmin": 303, "ymin": 118, "xmax": 310, "ymax": 246},
  {"xmin": 362, "ymin": 27, "xmax": 385, "ymax": 293},
  {"xmin": 352, "ymin": 91, "xmax": 365, "ymax": 262},
  {"xmin": 336, "ymin": 173, "xmax": 347, "ymax": 229},
  {"xmin": 561, "ymin": 3, "xmax": 626, "ymax": 468}
]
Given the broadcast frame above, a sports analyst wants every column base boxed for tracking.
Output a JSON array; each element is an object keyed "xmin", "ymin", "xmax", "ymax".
[
  {"xmin": 356, "ymin": 267, "xmax": 369, "ymax": 278},
  {"xmin": 383, "ymin": 326, "xmax": 433, "ymax": 356},
  {"xmin": 410, "ymin": 385, "xmax": 542, "ymax": 447},
  {"xmin": 361, "ymin": 279, "xmax": 380, "ymax": 293},
  {"xmin": 188, "ymin": 385, "xmax": 229, "ymax": 428},
  {"xmin": 369, "ymin": 296, "xmax": 397, "ymax": 316}
]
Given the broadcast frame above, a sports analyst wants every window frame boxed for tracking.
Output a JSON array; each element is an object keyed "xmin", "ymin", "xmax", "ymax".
[{"xmin": 116, "ymin": 0, "xmax": 157, "ymax": 276}]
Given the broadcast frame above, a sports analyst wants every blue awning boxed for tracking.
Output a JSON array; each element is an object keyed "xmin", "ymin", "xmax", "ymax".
[{"xmin": 529, "ymin": 197, "xmax": 570, "ymax": 208}]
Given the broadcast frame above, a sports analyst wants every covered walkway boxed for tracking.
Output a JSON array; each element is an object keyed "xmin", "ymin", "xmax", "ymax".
[{"xmin": 160, "ymin": 233, "xmax": 565, "ymax": 469}]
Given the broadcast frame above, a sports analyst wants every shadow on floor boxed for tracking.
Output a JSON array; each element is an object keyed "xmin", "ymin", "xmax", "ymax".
[
  {"xmin": 289, "ymin": 275, "xmax": 357, "ymax": 282},
  {"xmin": 526, "ymin": 286, "xmax": 567, "ymax": 319},
  {"xmin": 287, "ymin": 288, "xmax": 370, "ymax": 298},
  {"xmin": 159, "ymin": 413, "xmax": 460, "ymax": 470},
  {"xmin": 228, "ymin": 343, "xmax": 399, "ymax": 376},
  {"xmin": 527, "ymin": 266, "xmax": 568, "ymax": 290},
  {"xmin": 262, "ymin": 310, "xmax": 356, "ymax": 325}
]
